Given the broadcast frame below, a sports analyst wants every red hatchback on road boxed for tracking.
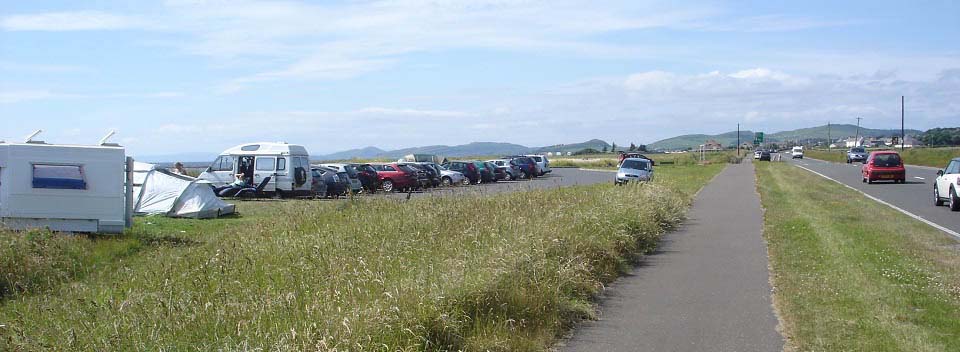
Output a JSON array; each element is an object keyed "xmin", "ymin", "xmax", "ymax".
[{"xmin": 862, "ymin": 151, "xmax": 906, "ymax": 184}]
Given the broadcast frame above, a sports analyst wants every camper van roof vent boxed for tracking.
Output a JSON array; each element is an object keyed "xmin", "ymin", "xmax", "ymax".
[
  {"xmin": 26, "ymin": 140, "xmax": 47, "ymax": 144},
  {"xmin": 240, "ymin": 144, "xmax": 261, "ymax": 151}
]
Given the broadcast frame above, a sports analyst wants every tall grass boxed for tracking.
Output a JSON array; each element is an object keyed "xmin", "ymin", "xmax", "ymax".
[{"xmin": 0, "ymin": 165, "xmax": 722, "ymax": 350}]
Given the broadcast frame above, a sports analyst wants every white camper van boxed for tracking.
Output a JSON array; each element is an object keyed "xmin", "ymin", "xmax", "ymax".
[
  {"xmin": 0, "ymin": 141, "xmax": 132, "ymax": 233},
  {"xmin": 198, "ymin": 142, "xmax": 312, "ymax": 197}
]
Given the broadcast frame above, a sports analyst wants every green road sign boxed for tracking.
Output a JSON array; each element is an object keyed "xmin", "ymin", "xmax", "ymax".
[{"xmin": 756, "ymin": 132, "xmax": 764, "ymax": 142}]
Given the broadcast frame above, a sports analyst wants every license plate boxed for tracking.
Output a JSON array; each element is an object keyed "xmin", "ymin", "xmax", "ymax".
[{"xmin": 880, "ymin": 175, "xmax": 893, "ymax": 179}]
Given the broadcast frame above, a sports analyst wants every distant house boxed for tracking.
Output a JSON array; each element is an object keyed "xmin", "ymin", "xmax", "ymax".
[
  {"xmin": 704, "ymin": 139, "xmax": 723, "ymax": 151},
  {"xmin": 739, "ymin": 142, "xmax": 753, "ymax": 150},
  {"xmin": 894, "ymin": 136, "xmax": 922, "ymax": 148},
  {"xmin": 844, "ymin": 137, "xmax": 863, "ymax": 148}
]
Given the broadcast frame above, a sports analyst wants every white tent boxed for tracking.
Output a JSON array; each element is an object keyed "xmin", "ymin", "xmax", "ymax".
[{"xmin": 133, "ymin": 162, "xmax": 235, "ymax": 218}]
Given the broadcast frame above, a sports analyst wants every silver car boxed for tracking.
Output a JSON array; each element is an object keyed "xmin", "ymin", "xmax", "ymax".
[
  {"xmin": 437, "ymin": 164, "xmax": 467, "ymax": 186},
  {"xmin": 616, "ymin": 158, "xmax": 654, "ymax": 184},
  {"xmin": 488, "ymin": 159, "xmax": 521, "ymax": 180}
]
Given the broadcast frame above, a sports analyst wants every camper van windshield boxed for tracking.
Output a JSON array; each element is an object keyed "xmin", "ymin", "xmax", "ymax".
[
  {"xmin": 211, "ymin": 155, "xmax": 234, "ymax": 171},
  {"xmin": 32, "ymin": 164, "xmax": 86, "ymax": 190}
]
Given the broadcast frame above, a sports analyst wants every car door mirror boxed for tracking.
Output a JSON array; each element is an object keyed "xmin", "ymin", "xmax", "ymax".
[{"xmin": 937, "ymin": 170, "xmax": 944, "ymax": 177}]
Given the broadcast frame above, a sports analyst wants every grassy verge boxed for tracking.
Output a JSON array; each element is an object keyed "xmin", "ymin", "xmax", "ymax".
[
  {"xmin": 552, "ymin": 151, "xmax": 739, "ymax": 169},
  {"xmin": 756, "ymin": 162, "xmax": 960, "ymax": 351},
  {"xmin": 1, "ymin": 164, "xmax": 723, "ymax": 350},
  {"xmin": 805, "ymin": 147, "xmax": 960, "ymax": 168}
]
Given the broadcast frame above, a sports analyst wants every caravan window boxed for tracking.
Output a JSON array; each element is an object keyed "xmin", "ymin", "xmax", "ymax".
[
  {"xmin": 256, "ymin": 157, "xmax": 276, "ymax": 171},
  {"xmin": 32, "ymin": 164, "xmax": 86, "ymax": 190},
  {"xmin": 211, "ymin": 155, "xmax": 234, "ymax": 171},
  {"xmin": 277, "ymin": 157, "xmax": 286, "ymax": 171}
]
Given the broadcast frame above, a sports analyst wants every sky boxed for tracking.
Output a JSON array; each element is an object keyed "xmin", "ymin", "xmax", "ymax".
[{"xmin": 1, "ymin": 0, "xmax": 958, "ymax": 158}]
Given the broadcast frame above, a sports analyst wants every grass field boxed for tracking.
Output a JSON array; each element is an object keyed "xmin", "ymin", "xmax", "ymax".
[
  {"xmin": 551, "ymin": 151, "xmax": 740, "ymax": 169},
  {"xmin": 756, "ymin": 162, "xmax": 960, "ymax": 351},
  {"xmin": 1, "ymin": 164, "xmax": 723, "ymax": 350},
  {"xmin": 805, "ymin": 147, "xmax": 960, "ymax": 168}
]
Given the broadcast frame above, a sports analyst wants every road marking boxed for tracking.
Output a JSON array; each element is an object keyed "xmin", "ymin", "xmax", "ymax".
[
  {"xmin": 794, "ymin": 164, "xmax": 960, "ymax": 241},
  {"xmin": 914, "ymin": 177, "xmax": 925, "ymax": 180}
]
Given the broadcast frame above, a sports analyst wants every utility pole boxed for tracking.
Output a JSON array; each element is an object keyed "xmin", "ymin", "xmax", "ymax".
[
  {"xmin": 737, "ymin": 123, "xmax": 740, "ymax": 157},
  {"xmin": 855, "ymin": 117, "xmax": 862, "ymax": 147},
  {"xmin": 827, "ymin": 122, "xmax": 831, "ymax": 150},
  {"xmin": 901, "ymin": 96, "xmax": 905, "ymax": 151}
]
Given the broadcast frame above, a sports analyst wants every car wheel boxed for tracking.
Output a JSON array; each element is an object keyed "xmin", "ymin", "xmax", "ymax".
[
  {"xmin": 381, "ymin": 180, "xmax": 394, "ymax": 192},
  {"xmin": 441, "ymin": 176, "xmax": 452, "ymax": 186},
  {"xmin": 520, "ymin": 171, "xmax": 528, "ymax": 179},
  {"xmin": 951, "ymin": 187, "xmax": 960, "ymax": 212},
  {"xmin": 935, "ymin": 186, "xmax": 944, "ymax": 206}
]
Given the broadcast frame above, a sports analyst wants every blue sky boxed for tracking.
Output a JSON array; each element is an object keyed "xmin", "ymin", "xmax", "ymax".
[{"xmin": 1, "ymin": 0, "xmax": 958, "ymax": 158}]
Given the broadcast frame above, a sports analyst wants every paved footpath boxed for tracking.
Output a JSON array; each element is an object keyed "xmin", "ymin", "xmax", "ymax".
[{"xmin": 562, "ymin": 161, "xmax": 783, "ymax": 352}]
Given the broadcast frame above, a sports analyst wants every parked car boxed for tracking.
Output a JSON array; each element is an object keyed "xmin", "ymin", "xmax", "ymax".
[
  {"xmin": 934, "ymin": 157, "xmax": 960, "ymax": 211},
  {"xmin": 436, "ymin": 164, "xmax": 467, "ymax": 186},
  {"xmin": 398, "ymin": 162, "xmax": 432, "ymax": 189},
  {"xmin": 371, "ymin": 163, "xmax": 419, "ymax": 192},
  {"xmin": 615, "ymin": 158, "xmax": 654, "ymax": 184},
  {"xmin": 504, "ymin": 156, "xmax": 538, "ymax": 179},
  {"xmin": 485, "ymin": 161, "xmax": 507, "ymax": 181},
  {"xmin": 404, "ymin": 162, "xmax": 442, "ymax": 188},
  {"xmin": 846, "ymin": 147, "xmax": 867, "ymax": 163},
  {"xmin": 443, "ymin": 161, "xmax": 480, "ymax": 184},
  {"xmin": 754, "ymin": 150, "xmax": 762, "ymax": 159},
  {"xmin": 472, "ymin": 161, "xmax": 496, "ymax": 183},
  {"xmin": 861, "ymin": 151, "xmax": 905, "ymax": 184},
  {"xmin": 524, "ymin": 154, "xmax": 552, "ymax": 175},
  {"xmin": 618, "ymin": 152, "xmax": 656, "ymax": 166},
  {"xmin": 350, "ymin": 163, "xmax": 380, "ymax": 193},
  {"xmin": 309, "ymin": 168, "xmax": 328, "ymax": 197},
  {"xmin": 312, "ymin": 166, "xmax": 348, "ymax": 198},
  {"xmin": 791, "ymin": 146, "xmax": 804, "ymax": 159},
  {"xmin": 320, "ymin": 163, "xmax": 363, "ymax": 194},
  {"xmin": 488, "ymin": 159, "xmax": 521, "ymax": 180},
  {"xmin": 759, "ymin": 150, "xmax": 771, "ymax": 161}
]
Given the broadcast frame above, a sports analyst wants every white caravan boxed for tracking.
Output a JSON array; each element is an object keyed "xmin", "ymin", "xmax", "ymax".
[
  {"xmin": 0, "ymin": 140, "xmax": 133, "ymax": 233},
  {"xmin": 198, "ymin": 142, "xmax": 312, "ymax": 197}
]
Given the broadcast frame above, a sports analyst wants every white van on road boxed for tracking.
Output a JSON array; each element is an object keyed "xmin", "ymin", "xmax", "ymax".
[
  {"xmin": 791, "ymin": 146, "xmax": 804, "ymax": 159},
  {"xmin": 198, "ymin": 142, "xmax": 312, "ymax": 197}
]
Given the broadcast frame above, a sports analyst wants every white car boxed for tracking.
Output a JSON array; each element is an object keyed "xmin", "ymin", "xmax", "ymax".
[
  {"xmin": 754, "ymin": 150, "xmax": 762, "ymax": 159},
  {"xmin": 791, "ymin": 146, "xmax": 804, "ymax": 159},
  {"xmin": 934, "ymin": 157, "xmax": 960, "ymax": 211}
]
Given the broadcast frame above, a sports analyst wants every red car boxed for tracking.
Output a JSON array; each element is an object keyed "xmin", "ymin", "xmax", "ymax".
[
  {"xmin": 862, "ymin": 151, "xmax": 906, "ymax": 184},
  {"xmin": 372, "ymin": 163, "xmax": 419, "ymax": 192}
]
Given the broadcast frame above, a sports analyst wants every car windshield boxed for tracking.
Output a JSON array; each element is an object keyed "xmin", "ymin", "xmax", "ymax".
[
  {"xmin": 621, "ymin": 160, "xmax": 649, "ymax": 170},
  {"xmin": 398, "ymin": 165, "xmax": 418, "ymax": 173},
  {"xmin": 851, "ymin": 148, "xmax": 865, "ymax": 153},
  {"xmin": 873, "ymin": 154, "xmax": 901, "ymax": 167}
]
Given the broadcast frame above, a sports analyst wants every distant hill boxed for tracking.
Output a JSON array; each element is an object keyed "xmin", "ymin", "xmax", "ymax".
[
  {"xmin": 769, "ymin": 124, "xmax": 921, "ymax": 142},
  {"xmin": 648, "ymin": 131, "xmax": 755, "ymax": 151},
  {"xmin": 316, "ymin": 146, "xmax": 387, "ymax": 161},
  {"xmin": 532, "ymin": 139, "xmax": 611, "ymax": 154},
  {"xmin": 313, "ymin": 140, "xmax": 609, "ymax": 161},
  {"xmin": 649, "ymin": 124, "xmax": 924, "ymax": 151}
]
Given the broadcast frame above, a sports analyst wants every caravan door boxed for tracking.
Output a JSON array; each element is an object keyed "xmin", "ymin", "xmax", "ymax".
[
  {"xmin": 200, "ymin": 155, "xmax": 236, "ymax": 187},
  {"xmin": 254, "ymin": 156, "xmax": 277, "ymax": 193}
]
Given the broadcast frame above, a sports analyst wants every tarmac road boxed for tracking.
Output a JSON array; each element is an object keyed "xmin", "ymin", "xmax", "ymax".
[
  {"xmin": 561, "ymin": 161, "xmax": 783, "ymax": 352},
  {"xmin": 788, "ymin": 156, "xmax": 960, "ymax": 238}
]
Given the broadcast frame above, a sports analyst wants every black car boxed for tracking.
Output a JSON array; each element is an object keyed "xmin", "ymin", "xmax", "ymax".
[
  {"xmin": 417, "ymin": 162, "xmax": 444, "ymax": 187},
  {"xmin": 485, "ymin": 161, "xmax": 507, "ymax": 181},
  {"xmin": 759, "ymin": 151, "xmax": 772, "ymax": 161},
  {"xmin": 397, "ymin": 163, "xmax": 430, "ymax": 189},
  {"xmin": 313, "ymin": 166, "xmax": 348, "ymax": 198},
  {"xmin": 350, "ymin": 163, "xmax": 380, "ymax": 193},
  {"xmin": 401, "ymin": 162, "xmax": 440, "ymax": 188},
  {"xmin": 443, "ymin": 161, "xmax": 480, "ymax": 184}
]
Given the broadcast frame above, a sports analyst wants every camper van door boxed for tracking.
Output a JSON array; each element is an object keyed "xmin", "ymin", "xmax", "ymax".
[
  {"xmin": 253, "ymin": 156, "xmax": 277, "ymax": 192},
  {"xmin": 203, "ymin": 154, "xmax": 236, "ymax": 186}
]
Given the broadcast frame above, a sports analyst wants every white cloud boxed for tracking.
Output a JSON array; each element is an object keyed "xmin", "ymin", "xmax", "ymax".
[
  {"xmin": 0, "ymin": 90, "xmax": 184, "ymax": 104},
  {"xmin": 1, "ymin": 11, "xmax": 147, "ymax": 31}
]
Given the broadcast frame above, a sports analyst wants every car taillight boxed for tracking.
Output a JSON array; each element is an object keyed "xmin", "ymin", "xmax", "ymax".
[{"xmin": 467, "ymin": 164, "xmax": 476, "ymax": 172}]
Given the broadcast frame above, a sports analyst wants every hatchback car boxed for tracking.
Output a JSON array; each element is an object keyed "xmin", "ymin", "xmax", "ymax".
[
  {"xmin": 933, "ymin": 157, "xmax": 960, "ymax": 211},
  {"xmin": 371, "ymin": 163, "xmax": 419, "ymax": 192},
  {"xmin": 443, "ymin": 161, "xmax": 480, "ymax": 184},
  {"xmin": 862, "ymin": 151, "xmax": 905, "ymax": 184},
  {"xmin": 846, "ymin": 147, "xmax": 867, "ymax": 163},
  {"xmin": 616, "ymin": 158, "xmax": 654, "ymax": 184},
  {"xmin": 436, "ymin": 164, "xmax": 467, "ymax": 186},
  {"xmin": 350, "ymin": 163, "xmax": 381, "ymax": 193},
  {"xmin": 320, "ymin": 163, "xmax": 363, "ymax": 194},
  {"xmin": 488, "ymin": 159, "xmax": 521, "ymax": 180}
]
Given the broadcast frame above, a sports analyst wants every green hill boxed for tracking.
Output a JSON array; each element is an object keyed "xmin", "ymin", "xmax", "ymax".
[
  {"xmin": 532, "ymin": 139, "xmax": 611, "ymax": 154},
  {"xmin": 649, "ymin": 131, "xmax": 755, "ymax": 151},
  {"xmin": 769, "ymin": 124, "xmax": 921, "ymax": 142}
]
